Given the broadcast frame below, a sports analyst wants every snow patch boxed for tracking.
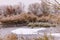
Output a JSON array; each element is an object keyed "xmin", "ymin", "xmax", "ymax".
[{"xmin": 11, "ymin": 28, "xmax": 46, "ymax": 34}]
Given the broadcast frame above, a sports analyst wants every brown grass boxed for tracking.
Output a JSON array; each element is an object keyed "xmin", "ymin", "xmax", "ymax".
[
  {"xmin": 0, "ymin": 33, "xmax": 54, "ymax": 40},
  {"xmin": 33, "ymin": 33, "xmax": 54, "ymax": 40},
  {"xmin": 0, "ymin": 12, "xmax": 60, "ymax": 25},
  {"xmin": 0, "ymin": 36, "xmax": 2, "ymax": 40},
  {"xmin": 4, "ymin": 33, "xmax": 18, "ymax": 40},
  {"xmin": 0, "ymin": 13, "xmax": 38, "ymax": 24}
]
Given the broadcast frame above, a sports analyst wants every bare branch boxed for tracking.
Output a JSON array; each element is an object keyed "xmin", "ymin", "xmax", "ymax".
[{"xmin": 54, "ymin": 0, "xmax": 60, "ymax": 5}]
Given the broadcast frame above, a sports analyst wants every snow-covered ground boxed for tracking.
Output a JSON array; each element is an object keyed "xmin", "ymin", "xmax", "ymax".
[
  {"xmin": 0, "ymin": 27, "xmax": 60, "ymax": 40},
  {"xmin": 0, "ymin": 27, "xmax": 60, "ymax": 37},
  {"xmin": 11, "ymin": 27, "xmax": 60, "ymax": 37},
  {"xmin": 11, "ymin": 28, "xmax": 46, "ymax": 34}
]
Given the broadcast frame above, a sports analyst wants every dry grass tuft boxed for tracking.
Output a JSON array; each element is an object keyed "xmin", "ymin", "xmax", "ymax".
[
  {"xmin": 0, "ymin": 36, "xmax": 3, "ymax": 40},
  {"xmin": 34, "ymin": 33, "xmax": 54, "ymax": 40},
  {"xmin": 4, "ymin": 33, "xmax": 18, "ymax": 40}
]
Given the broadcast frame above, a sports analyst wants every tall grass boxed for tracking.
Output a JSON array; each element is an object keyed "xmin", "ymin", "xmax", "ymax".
[{"xmin": 33, "ymin": 33, "xmax": 54, "ymax": 40}]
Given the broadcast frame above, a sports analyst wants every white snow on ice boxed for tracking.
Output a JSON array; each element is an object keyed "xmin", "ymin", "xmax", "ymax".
[
  {"xmin": 11, "ymin": 28, "xmax": 46, "ymax": 34},
  {"xmin": 12, "ymin": 28, "xmax": 60, "ymax": 37}
]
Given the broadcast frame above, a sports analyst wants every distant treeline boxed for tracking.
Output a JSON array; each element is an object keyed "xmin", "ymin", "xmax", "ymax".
[{"xmin": 0, "ymin": 0, "xmax": 60, "ymax": 24}]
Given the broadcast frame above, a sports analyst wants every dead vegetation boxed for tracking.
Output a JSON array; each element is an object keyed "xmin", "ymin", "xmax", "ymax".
[
  {"xmin": 34, "ymin": 34, "xmax": 54, "ymax": 40},
  {"xmin": 0, "ymin": 13, "xmax": 38, "ymax": 24},
  {"xmin": 0, "ymin": 35, "xmax": 2, "ymax": 40},
  {"xmin": 0, "ymin": 12, "xmax": 60, "ymax": 25},
  {"xmin": 0, "ymin": 33, "xmax": 54, "ymax": 40},
  {"xmin": 0, "ymin": 0, "xmax": 60, "ymax": 25},
  {"xmin": 4, "ymin": 33, "xmax": 18, "ymax": 40}
]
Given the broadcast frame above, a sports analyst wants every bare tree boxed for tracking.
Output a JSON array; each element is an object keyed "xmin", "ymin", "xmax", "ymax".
[
  {"xmin": 28, "ymin": 0, "xmax": 52, "ymax": 16},
  {"xmin": 54, "ymin": 0, "xmax": 60, "ymax": 14},
  {"xmin": 6, "ymin": 5, "xmax": 15, "ymax": 16},
  {"xmin": 28, "ymin": 3, "xmax": 42, "ymax": 16},
  {"xmin": 47, "ymin": 0, "xmax": 60, "ymax": 14},
  {"xmin": 40, "ymin": 0, "xmax": 60, "ymax": 15},
  {"xmin": 5, "ymin": 2, "xmax": 24, "ymax": 16},
  {"xmin": 41, "ymin": 0, "xmax": 50, "ymax": 16},
  {"xmin": 13, "ymin": 3, "xmax": 24, "ymax": 15}
]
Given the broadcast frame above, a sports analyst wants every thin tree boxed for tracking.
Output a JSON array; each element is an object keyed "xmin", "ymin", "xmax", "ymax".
[
  {"xmin": 41, "ymin": 0, "xmax": 50, "ymax": 16},
  {"xmin": 28, "ymin": 3, "xmax": 42, "ymax": 16}
]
